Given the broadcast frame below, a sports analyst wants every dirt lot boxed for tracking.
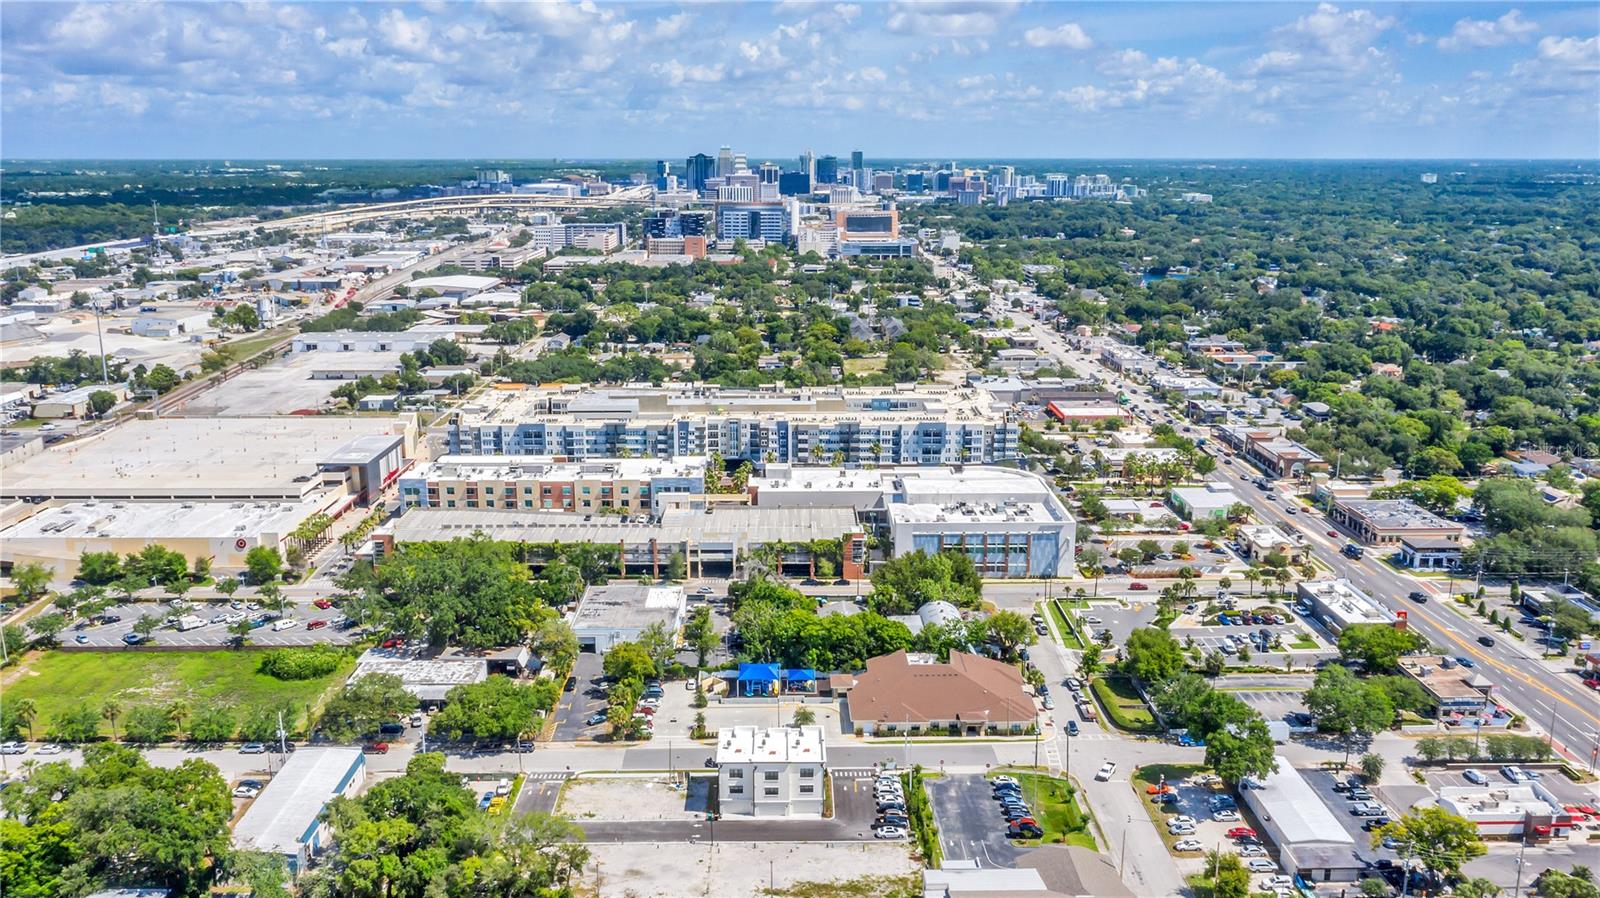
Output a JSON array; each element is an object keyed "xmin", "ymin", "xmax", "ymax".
[
  {"xmin": 579, "ymin": 840, "xmax": 919, "ymax": 897},
  {"xmin": 558, "ymin": 775, "xmax": 711, "ymax": 822}
]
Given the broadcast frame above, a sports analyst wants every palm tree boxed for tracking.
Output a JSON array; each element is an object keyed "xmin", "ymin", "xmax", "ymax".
[
  {"xmin": 1273, "ymin": 568, "xmax": 1291, "ymax": 597},
  {"xmin": 166, "ymin": 700, "xmax": 191, "ymax": 739},
  {"xmin": 101, "ymin": 699, "xmax": 123, "ymax": 741},
  {"xmin": 12, "ymin": 698, "xmax": 37, "ymax": 741},
  {"xmin": 1243, "ymin": 568, "xmax": 1260, "ymax": 596}
]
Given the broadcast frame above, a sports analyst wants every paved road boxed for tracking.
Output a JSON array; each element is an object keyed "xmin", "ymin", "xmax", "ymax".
[{"xmin": 1015, "ymin": 306, "xmax": 1600, "ymax": 770}]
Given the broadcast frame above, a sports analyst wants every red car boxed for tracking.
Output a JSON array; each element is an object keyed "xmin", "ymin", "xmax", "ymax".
[
  {"xmin": 313, "ymin": 598, "xmax": 333, "ymax": 610},
  {"xmin": 381, "ymin": 638, "xmax": 404, "ymax": 649},
  {"xmin": 1227, "ymin": 827, "xmax": 1257, "ymax": 840},
  {"xmin": 1326, "ymin": 530, "xmax": 1338, "ymax": 538},
  {"xmin": 1129, "ymin": 582, "xmax": 1149, "ymax": 590},
  {"xmin": 307, "ymin": 619, "xmax": 327, "ymax": 630},
  {"xmin": 362, "ymin": 742, "xmax": 389, "ymax": 754}
]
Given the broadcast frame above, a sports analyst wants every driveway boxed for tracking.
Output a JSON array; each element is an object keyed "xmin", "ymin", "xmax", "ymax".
[
  {"xmin": 551, "ymin": 652, "xmax": 609, "ymax": 742},
  {"xmin": 925, "ymin": 774, "xmax": 1023, "ymax": 868}
]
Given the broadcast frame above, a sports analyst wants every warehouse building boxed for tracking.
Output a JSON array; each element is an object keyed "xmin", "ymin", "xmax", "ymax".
[
  {"xmin": 0, "ymin": 416, "xmax": 417, "ymax": 503},
  {"xmin": 573, "ymin": 583, "xmax": 686, "ymax": 653},
  {"xmin": 1238, "ymin": 760, "xmax": 1364, "ymax": 883},
  {"xmin": 232, "ymin": 748, "xmax": 365, "ymax": 875},
  {"xmin": 31, "ymin": 383, "xmax": 128, "ymax": 419}
]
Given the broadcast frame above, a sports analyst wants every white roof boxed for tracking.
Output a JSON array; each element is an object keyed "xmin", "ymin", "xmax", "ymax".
[
  {"xmin": 407, "ymin": 275, "xmax": 500, "ymax": 293},
  {"xmin": 233, "ymin": 748, "xmax": 363, "ymax": 854},
  {"xmin": 715, "ymin": 725, "xmax": 826, "ymax": 765},
  {"xmin": 1242, "ymin": 758, "xmax": 1355, "ymax": 847}
]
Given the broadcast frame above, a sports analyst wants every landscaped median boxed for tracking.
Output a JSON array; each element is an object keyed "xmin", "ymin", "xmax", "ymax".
[
  {"xmin": 903, "ymin": 765, "xmax": 941, "ymax": 867},
  {"xmin": 1043, "ymin": 599, "xmax": 1087, "ymax": 650},
  {"xmin": 987, "ymin": 769, "xmax": 1096, "ymax": 849},
  {"xmin": 1089, "ymin": 676, "xmax": 1162, "ymax": 734}
]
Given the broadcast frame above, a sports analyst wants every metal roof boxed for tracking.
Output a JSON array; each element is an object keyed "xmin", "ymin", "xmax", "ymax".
[{"xmin": 232, "ymin": 748, "xmax": 364, "ymax": 854}]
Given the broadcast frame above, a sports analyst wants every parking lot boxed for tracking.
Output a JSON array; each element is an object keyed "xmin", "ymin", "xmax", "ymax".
[
  {"xmin": 550, "ymin": 652, "xmax": 610, "ymax": 742},
  {"xmin": 62, "ymin": 600, "xmax": 359, "ymax": 648},
  {"xmin": 577, "ymin": 771, "xmax": 880, "ymax": 843},
  {"xmin": 925, "ymin": 773, "xmax": 1024, "ymax": 867},
  {"xmin": 1299, "ymin": 766, "xmax": 1396, "ymax": 868},
  {"xmin": 1076, "ymin": 603, "xmax": 1156, "ymax": 647},
  {"xmin": 1219, "ymin": 689, "xmax": 1311, "ymax": 727},
  {"xmin": 1424, "ymin": 766, "xmax": 1598, "ymax": 809}
]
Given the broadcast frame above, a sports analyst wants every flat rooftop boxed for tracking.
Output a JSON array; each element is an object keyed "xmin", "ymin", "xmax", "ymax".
[
  {"xmin": 233, "ymin": 748, "xmax": 363, "ymax": 854},
  {"xmin": 1438, "ymin": 785, "xmax": 1562, "ymax": 819},
  {"xmin": 407, "ymin": 274, "xmax": 501, "ymax": 293},
  {"xmin": 351, "ymin": 648, "xmax": 488, "ymax": 701},
  {"xmin": 2, "ymin": 499, "xmax": 317, "ymax": 540},
  {"xmin": 715, "ymin": 724, "xmax": 826, "ymax": 765},
  {"xmin": 413, "ymin": 454, "xmax": 707, "ymax": 482},
  {"xmin": 1339, "ymin": 498, "xmax": 1460, "ymax": 532},
  {"xmin": 1398, "ymin": 658, "xmax": 1492, "ymax": 700},
  {"xmin": 1298, "ymin": 579, "xmax": 1396, "ymax": 626},
  {"xmin": 889, "ymin": 499, "xmax": 1066, "ymax": 525},
  {"xmin": 388, "ymin": 504, "xmax": 859, "ymax": 547},
  {"xmin": 574, "ymin": 583, "xmax": 684, "ymax": 631},
  {"xmin": 0, "ymin": 416, "xmax": 408, "ymax": 500},
  {"xmin": 180, "ymin": 351, "xmax": 405, "ymax": 416},
  {"xmin": 454, "ymin": 383, "xmax": 1009, "ymax": 427},
  {"xmin": 1242, "ymin": 759, "xmax": 1355, "ymax": 846}
]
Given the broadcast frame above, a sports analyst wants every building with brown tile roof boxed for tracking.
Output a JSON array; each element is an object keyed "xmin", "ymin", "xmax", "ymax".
[{"xmin": 839, "ymin": 650, "xmax": 1036, "ymax": 736}]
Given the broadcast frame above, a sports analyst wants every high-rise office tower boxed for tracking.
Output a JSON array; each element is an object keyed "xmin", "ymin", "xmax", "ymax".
[
  {"xmin": 758, "ymin": 162, "xmax": 781, "ymax": 184},
  {"xmin": 799, "ymin": 149, "xmax": 816, "ymax": 181},
  {"xmin": 817, "ymin": 155, "xmax": 839, "ymax": 184},
  {"xmin": 851, "ymin": 150, "xmax": 864, "ymax": 171},
  {"xmin": 717, "ymin": 145, "xmax": 735, "ymax": 177},
  {"xmin": 685, "ymin": 154, "xmax": 715, "ymax": 192}
]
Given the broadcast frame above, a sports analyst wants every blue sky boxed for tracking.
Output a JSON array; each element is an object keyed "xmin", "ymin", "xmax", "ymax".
[{"xmin": 2, "ymin": 1, "xmax": 1596, "ymax": 159}]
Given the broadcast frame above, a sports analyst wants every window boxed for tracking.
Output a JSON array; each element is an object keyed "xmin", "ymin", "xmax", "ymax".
[
  {"xmin": 729, "ymin": 785, "xmax": 744, "ymax": 795},
  {"xmin": 764, "ymin": 771, "xmax": 779, "ymax": 781},
  {"xmin": 763, "ymin": 787, "xmax": 780, "ymax": 796},
  {"xmin": 799, "ymin": 785, "xmax": 814, "ymax": 794},
  {"xmin": 728, "ymin": 768, "xmax": 743, "ymax": 778},
  {"xmin": 800, "ymin": 769, "xmax": 815, "ymax": 778}
]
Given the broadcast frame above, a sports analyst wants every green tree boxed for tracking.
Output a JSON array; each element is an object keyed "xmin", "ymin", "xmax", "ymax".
[
  {"xmin": 684, "ymin": 605, "xmax": 717, "ymax": 667},
  {"xmin": 1305, "ymin": 664, "xmax": 1395, "ymax": 761},
  {"xmin": 1122, "ymin": 627, "xmax": 1185, "ymax": 684},
  {"xmin": 86, "ymin": 389, "xmax": 118, "ymax": 417},
  {"xmin": 100, "ymin": 699, "xmax": 122, "ymax": 741},
  {"xmin": 11, "ymin": 563, "xmax": 53, "ymax": 602},
  {"xmin": 317, "ymin": 673, "xmax": 418, "ymax": 742},
  {"xmin": 637, "ymin": 621, "xmax": 677, "ymax": 675},
  {"xmin": 27, "ymin": 612, "xmax": 67, "ymax": 647},
  {"xmin": 77, "ymin": 550, "xmax": 123, "ymax": 585},
  {"xmin": 1374, "ymin": 806, "xmax": 1485, "ymax": 882},
  {"xmin": 792, "ymin": 706, "xmax": 816, "ymax": 727},
  {"xmin": 602, "ymin": 641, "xmax": 656, "ymax": 686},
  {"xmin": 1359, "ymin": 752, "xmax": 1385, "ymax": 783},
  {"xmin": 7, "ymin": 697, "xmax": 38, "ymax": 740},
  {"xmin": 244, "ymin": 546, "xmax": 283, "ymax": 584},
  {"xmin": 428, "ymin": 675, "xmax": 558, "ymax": 743},
  {"xmin": 143, "ymin": 363, "xmax": 181, "ymax": 394},
  {"xmin": 1204, "ymin": 717, "xmax": 1279, "ymax": 784},
  {"xmin": 984, "ymin": 610, "xmax": 1035, "ymax": 661},
  {"xmin": 531, "ymin": 617, "xmax": 579, "ymax": 673},
  {"xmin": 187, "ymin": 705, "xmax": 237, "ymax": 744},
  {"xmin": 1337, "ymin": 623, "xmax": 1426, "ymax": 671},
  {"xmin": 122, "ymin": 704, "xmax": 177, "ymax": 743}
]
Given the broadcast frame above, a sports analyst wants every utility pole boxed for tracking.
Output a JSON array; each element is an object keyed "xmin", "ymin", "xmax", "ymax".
[{"xmin": 93, "ymin": 302, "xmax": 110, "ymax": 385}]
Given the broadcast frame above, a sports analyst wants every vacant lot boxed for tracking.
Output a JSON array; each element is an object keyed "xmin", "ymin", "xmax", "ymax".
[
  {"xmin": 580, "ymin": 840, "xmax": 919, "ymax": 898},
  {"xmin": 559, "ymin": 775, "xmax": 711, "ymax": 822},
  {"xmin": 842, "ymin": 356, "xmax": 887, "ymax": 376},
  {"xmin": 4, "ymin": 650, "xmax": 351, "ymax": 737}
]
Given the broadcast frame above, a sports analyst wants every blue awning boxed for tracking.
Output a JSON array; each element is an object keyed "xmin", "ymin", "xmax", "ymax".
[
  {"xmin": 736, "ymin": 663, "xmax": 781, "ymax": 683},
  {"xmin": 782, "ymin": 668, "xmax": 816, "ymax": 682}
]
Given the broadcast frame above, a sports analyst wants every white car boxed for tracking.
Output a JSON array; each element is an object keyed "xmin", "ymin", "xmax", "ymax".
[
  {"xmin": 0, "ymin": 742, "xmax": 27, "ymax": 755},
  {"xmin": 1095, "ymin": 762, "xmax": 1116, "ymax": 781},
  {"xmin": 1212, "ymin": 809, "xmax": 1242, "ymax": 822},
  {"xmin": 1462, "ymin": 768, "xmax": 1488, "ymax": 785},
  {"xmin": 991, "ymin": 775, "xmax": 1019, "ymax": 786},
  {"xmin": 1263, "ymin": 875, "xmax": 1294, "ymax": 890},
  {"xmin": 1238, "ymin": 846, "xmax": 1268, "ymax": 857},
  {"xmin": 232, "ymin": 785, "xmax": 260, "ymax": 799},
  {"xmin": 271, "ymin": 618, "xmax": 298, "ymax": 631},
  {"xmin": 1247, "ymin": 859, "xmax": 1280, "ymax": 874},
  {"xmin": 874, "ymin": 825, "xmax": 909, "ymax": 839},
  {"xmin": 35, "ymin": 743, "xmax": 64, "ymax": 755},
  {"xmin": 1173, "ymin": 839, "xmax": 1205, "ymax": 852},
  {"xmin": 1168, "ymin": 816, "xmax": 1198, "ymax": 827},
  {"xmin": 1167, "ymin": 823, "xmax": 1197, "ymax": 836}
]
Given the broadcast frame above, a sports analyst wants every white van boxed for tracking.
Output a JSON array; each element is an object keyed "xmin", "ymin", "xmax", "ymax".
[{"xmin": 271, "ymin": 618, "xmax": 298, "ymax": 631}]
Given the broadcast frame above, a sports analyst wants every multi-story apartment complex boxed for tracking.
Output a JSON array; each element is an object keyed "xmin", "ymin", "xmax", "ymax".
[
  {"xmin": 528, "ymin": 222, "xmax": 626, "ymax": 252},
  {"xmin": 716, "ymin": 725, "xmax": 827, "ymax": 817},
  {"xmin": 715, "ymin": 202, "xmax": 792, "ymax": 242},
  {"xmin": 446, "ymin": 384, "xmax": 1019, "ymax": 466},
  {"xmin": 643, "ymin": 209, "xmax": 711, "ymax": 239},
  {"xmin": 397, "ymin": 456, "xmax": 706, "ymax": 512}
]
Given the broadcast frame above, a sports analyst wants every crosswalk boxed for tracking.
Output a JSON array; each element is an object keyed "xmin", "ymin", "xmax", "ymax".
[
  {"xmin": 522, "ymin": 772, "xmax": 574, "ymax": 782},
  {"xmin": 829, "ymin": 768, "xmax": 881, "ymax": 779}
]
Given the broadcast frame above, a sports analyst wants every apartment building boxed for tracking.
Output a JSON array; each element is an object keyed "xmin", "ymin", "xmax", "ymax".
[
  {"xmin": 397, "ymin": 456, "xmax": 705, "ymax": 513},
  {"xmin": 446, "ymin": 384, "xmax": 1019, "ymax": 466}
]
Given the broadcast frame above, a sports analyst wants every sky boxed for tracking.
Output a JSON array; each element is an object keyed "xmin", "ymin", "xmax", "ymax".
[{"xmin": 2, "ymin": 1, "xmax": 1597, "ymax": 160}]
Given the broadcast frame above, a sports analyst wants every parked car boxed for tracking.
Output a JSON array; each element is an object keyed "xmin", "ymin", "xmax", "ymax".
[
  {"xmin": 239, "ymin": 742, "xmax": 267, "ymax": 754},
  {"xmin": 313, "ymin": 598, "xmax": 333, "ymax": 609},
  {"xmin": 1006, "ymin": 822, "xmax": 1045, "ymax": 839},
  {"xmin": 1129, "ymin": 582, "xmax": 1148, "ymax": 590},
  {"xmin": 1167, "ymin": 823, "xmax": 1197, "ymax": 835},
  {"xmin": 1066, "ymin": 720, "xmax": 1079, "ymax": 736},
  {"xmin": 1499, "ymin": 765, "xmax": 1527, "ymax": 783},
  {"xmin": 564, "ymin": 675, "xmax": 578, "ymax": 692},
  {"xmin": 233, "ymin": 785, "xmax": 260, "ymax": 799},
  {"xmin": 271, "ymin": 618, "xmax": 297, "ymax": 631},
  {"xmin": 306, "ymin": 619, "xmax": 327, "ymax": 630},
  {"xmin": 874, "ymin": 826, "xmax": 908, "ymax": 839},
  {"xmin": 0, "ymin": 742, "xmax": 27, "ymax": 755},
  {"xmin": 1247, "ymin": 859, "xmax": 1279, "ymax": 874},
  {"xmin": 1226, "ymin": 827, "xmax": 1258, "ymax": 840},
  {"xmin": 585, "ymin": 712, "xmax": 609, "ymax": 726},
  {"xmin": 362, "ymin": 742, "xmax": 389, "ymax": 754},
  {"xmin": 1173, "ymin": 839, "xmax": 1205, "ymax": 852},
  {"xmin": 1212, "ymin": 809, "xmax": 1241, "ymax": 822},
  {"xmin": 1237, "ymin": 845, "xmax": 1267, "ymax": 857}
]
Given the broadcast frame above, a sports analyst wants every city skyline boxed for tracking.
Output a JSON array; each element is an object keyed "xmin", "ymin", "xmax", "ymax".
[{"xmin": 2, "ymin": 1, "xmax": 1597, "ymax": 160}]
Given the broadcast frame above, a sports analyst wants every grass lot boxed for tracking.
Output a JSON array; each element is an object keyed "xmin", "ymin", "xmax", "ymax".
[
  {"xmin": 842, "ymin": 356, "xmax": 887, "ymax": 375},
  {"xmin": 4, "ymin": 650, "xmax": 351, "ymax": 738},
  {"xmin": 1131, "ymin": 763, "xmax": 1214, "ymax": 851},
  {"xmin": 989, "ymin": 770, "xmax": 1097, "ymax": 849},
  {"xmin": 1090, "ymin": 676, "xmax": 1161, "ymax": 734},
  {"xmin": 221, "ymin": 326, "xmax": 294, "ymax": 362},
  {"xmin": 1044, "ymin": 600, "xmax": 1086, "ymax": 650},
  {"xmin": 1289, "ymin": 634, "xmax": 1319, "ymax": 650}
]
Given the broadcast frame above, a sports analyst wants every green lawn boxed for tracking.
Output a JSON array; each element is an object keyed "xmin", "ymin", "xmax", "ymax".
[
  {"xmin": 1044, "ymin": 600, "xmax": 1086, "ymax": 650},
  {"xmin": 842, "ymin": 356, "xmax": 887, "ymax": 375},
  {"xmin": 1090, "ymin": 676, "xmax": 1161, "ymax": 734},
  {"xmin": 990, "ymin": 770, "xmax": 1097, "ymax": 849},
  {"xmin": 221, "ymin": 326, "xmax": 295, "ymax": 362},
  {"xmin": 5, "ymin": 650, "xmax": 352, "ymax": 738}
]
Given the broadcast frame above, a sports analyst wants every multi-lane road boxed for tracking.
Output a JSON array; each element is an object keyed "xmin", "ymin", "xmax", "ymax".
[{"xmin": 1011, "ymin": 307, "xmax": 1600, "ymax": 769}]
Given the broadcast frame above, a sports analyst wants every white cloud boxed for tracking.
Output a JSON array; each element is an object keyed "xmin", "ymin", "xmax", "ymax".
[
  {"xmin": 885, "ymin": 1, "xmax": 1020, "ymax": 38},
  {"xmin": 1023, "ymin": 23, "xmax": 1092, "ymax": 51},
  {"xmin": 1248, "ymin": 2, "xmax": 1397, "ymax": 77},
  {"xmin": 857, "ymin": 65, "xmax": 887, "ymax": 82},
  {"xmin": 652, "ymin": 59, "xmax": 726, "ymax": 85},
  {"xmin": 1528, "ymin": 34, "xmax": 1599, "ymax": 74},
  {"xmin": 1438, "ymin": 9, "xmax": 1538, "ymax": 51}
]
